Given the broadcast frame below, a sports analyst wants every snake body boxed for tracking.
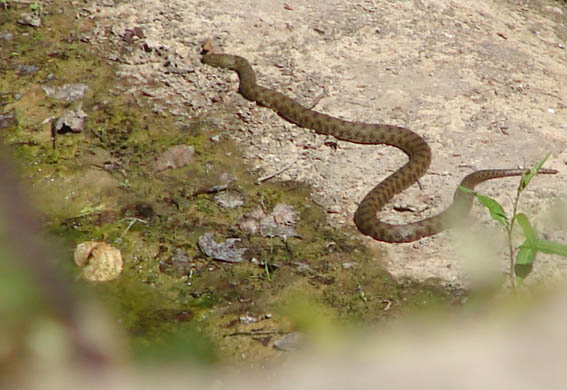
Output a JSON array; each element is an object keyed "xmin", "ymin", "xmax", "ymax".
[{"xmin": 202, "ymin": 53, "xmax": 556, "ymax": 243}]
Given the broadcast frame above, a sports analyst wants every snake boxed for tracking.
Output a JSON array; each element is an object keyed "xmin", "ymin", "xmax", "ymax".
[{"xmin": 201, "ymin": 51, "xmax": 557, "ymax": 243}]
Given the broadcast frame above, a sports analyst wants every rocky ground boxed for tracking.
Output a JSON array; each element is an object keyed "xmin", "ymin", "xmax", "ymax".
[
  {"xmin": 87, "ymin": 0, "xmax": 567, "ymax": 284},
  {"xmin": 2, "ymin": 0, "xmax": 567, "ymax": 387}
]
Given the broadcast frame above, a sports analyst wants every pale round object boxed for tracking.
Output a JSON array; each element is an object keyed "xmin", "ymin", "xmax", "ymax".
[{"xmin": 73, "ymin": 241, "xmax": 123, "ymax": 282}]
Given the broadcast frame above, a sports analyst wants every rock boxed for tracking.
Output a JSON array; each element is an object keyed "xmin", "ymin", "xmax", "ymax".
[
  {"xmin": 0, "ymin": 110, "xmax": 17, "ymax": 130},
  {"xmin": 239, "ymin": 204, "xmax": 300, "ymax": 239},
  {"xmin": 214, "ymin": 191, "xmax": 244, "ymax": 208},
  {"xmin": 42, "ymin": 83, "xmax": 88, "ymax": 102},
  {"xmin": 198, "ymin": 232, "xmax": 247, "ymax": 263},
  {"xmin": 259, "ymin": 203, "xmax": 300, "ymax": 239},
  {"xmin": 16, "ymin": 64, "xmax": 40, "ymax": 75},
  {"xmin": 273, "ymin": 331, "xmax": 306, "ymax": 351},
  {"xmin": 0, "ymin": 32, "xmax": 13, "ymax": 41},
  {"xmin": 154, "ymin": 144, "xmax": 195, "ymax": 172},
  {"xmin": 164, "ymin": 54, "xmax": 194, "ymax": 75},
  {"xmin": 53, "ymin": 106, "xmax": 88, "ymax": 134},
  {"xmin": 543, "ymin": 6, "xmax": 563, "ymax": 16},
  {"xmin": 159, "ymin": 249, "xmax": 192, "ymax": 277},
  {"xmin": 17, "ymin": 12, "xmax": 41, "ymax": 28}
]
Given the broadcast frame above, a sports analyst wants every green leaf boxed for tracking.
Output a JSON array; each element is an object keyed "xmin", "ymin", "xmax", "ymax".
[
  {"xmin": 515, "ymin": 213, "xmax": 538, "ymax": 247},
  {"xmin": 534, "ymin": 239, "xmax": 567, "ymax": 257},
  {"xmin": 520, "ymin": 153, "xmax": 551, "ymax": 191},
  {"xmin": 457, "ymin": 186, "xmax": 508, "ymax": 226},
  {"xmin": 476, "ymin": 193, "xmax": 508, "ymax": 227},
  {"xmin": 516, "ymin": 240, "xmax": 537, "ymax": 265},
  {"xmin": 514, "ymin": 263, "xmax": 534, "ymax": 281},
  {"xmin": 515, "ymin": 241, "xmax": 537, "ymax": 280}
]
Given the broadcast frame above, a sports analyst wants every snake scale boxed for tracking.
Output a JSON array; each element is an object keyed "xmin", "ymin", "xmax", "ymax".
[{"xmin": 202, "ymin": 52, "xmax": 557, "ymax": 243}]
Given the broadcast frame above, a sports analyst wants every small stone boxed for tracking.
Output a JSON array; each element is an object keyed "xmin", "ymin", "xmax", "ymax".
[
  {"xmin": 42, "ymin": 83, "xmax": 88, "ymax": 102},
  {"xmin": 53, "ymin": 107, "xmax": 88, "ymax": 134},
  {"xmin": 271, "ymin": 203, "xmax": 298, "ymax": 226},
  {"xmin": 0, "ymin": 111, "xmax": 17, "ymax": 130},
  {"xmin": 0, "ymin": 32, "xmax": 13, "ymax": 41},
  {"xmin": 17, "ymin": 12, "xmax": 41, "ymax": 28},
  {"xmin": 143, "ymin": 38, "xmax": 167, "ymax": 53},
  {"xmin": 163, "ymin": 55, "xmax": 194, "ymax": 74},
  {"xmin": 198, "ymin": 232, "xmax": 247, "ymax": 263},
  {"xmin": 159, "ymin": 249, "xmax": 192, "ymax": 278},
  {"xmin": 123, "ymin": 27, "xmax": 145, "ymax": 44},
  {"xmin": 154, "ymin": 145, "xmax": 195, "ymax": 172},
  {"xmin": 273, "ymin": 331, "xmax": 306, "ymax": 351},
  {"xmin": 543, "ymin": 6, "xmax": 563, "ymax": 16},
  {"xmin": 239, "ymin": 314, "xmax": 261, "ymax": 324},
  {"xmin": 292, "ymin": 261, "xmax": 312, "ymax": 272},
  {"xmin": 214, "ymin": 191, "xmax": 244, "ymax": 208},
  {"xmin": 259, "ymin": 203, "xmax": 300, "ymax": 239},
  {"xmin": 16, "ymin": 64, "xmax": 40, "ymax": 75}
]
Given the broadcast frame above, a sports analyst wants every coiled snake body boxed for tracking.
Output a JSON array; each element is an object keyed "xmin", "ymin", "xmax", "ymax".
[{"xmin": 202, "ymin": 52, "xmax": 556, "ymax": 243}]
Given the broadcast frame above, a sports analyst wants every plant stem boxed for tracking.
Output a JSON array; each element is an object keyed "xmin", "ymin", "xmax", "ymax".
[{"xmin": 507, "ymin": 180, "xmax": 525, "ymax": 289}]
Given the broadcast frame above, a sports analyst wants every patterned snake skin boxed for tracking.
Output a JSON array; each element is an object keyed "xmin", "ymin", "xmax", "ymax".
[{"xmin": 202, "ymin": 52, "xmax": 557, "ymax": 243}]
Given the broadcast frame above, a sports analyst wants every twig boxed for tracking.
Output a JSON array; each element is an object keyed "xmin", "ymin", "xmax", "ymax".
[
  {"xmin": 191, "ymin": 183, "xmax": 228, "ymax": 197},
  {"xmin": 255, "ymin": 160, "xmax": 295, "ymax": 184},
  {"xmin": 224, "ymin": 329, "xmax": 287, "ymax": 337},
  {"xmin": 120, "ymin": 217, "xmax": 148, "ymax": 238}
]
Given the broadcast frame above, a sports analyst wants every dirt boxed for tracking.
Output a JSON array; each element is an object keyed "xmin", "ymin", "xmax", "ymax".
[
  {"xmin": 86, "ymin": 0, "xmax": 567, "ymax": 284},
  {"xmin": 3, "ymin": 0, "xmax": 471, "ymax": 368},
  {"xmin": 1, "ymin": 0, "xmax": 567, "ymax": 370}
]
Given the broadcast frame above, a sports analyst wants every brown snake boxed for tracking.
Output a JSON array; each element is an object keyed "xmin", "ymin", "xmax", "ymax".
[{"xmin": 202, "ymin": 52, "xmax": 557, "ymax": 243}]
